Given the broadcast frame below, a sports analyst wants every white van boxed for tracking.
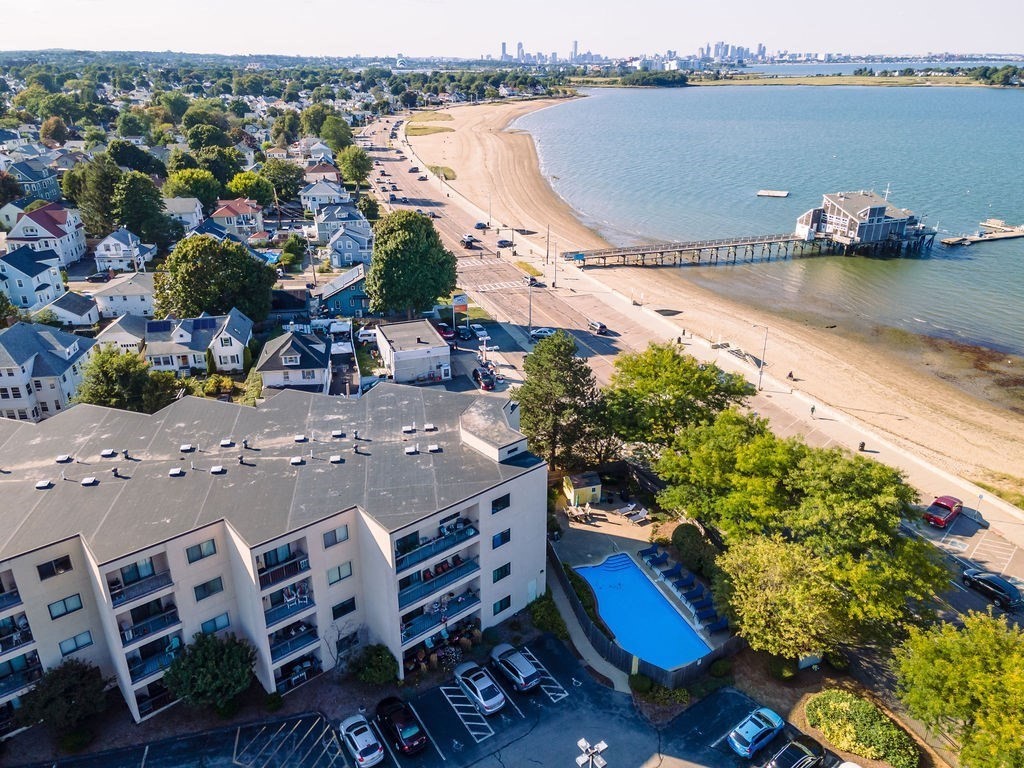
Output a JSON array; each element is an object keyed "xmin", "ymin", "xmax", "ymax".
[{"xmin": 356, "ymin": 326, "xmax": 378, "ymax": 344}]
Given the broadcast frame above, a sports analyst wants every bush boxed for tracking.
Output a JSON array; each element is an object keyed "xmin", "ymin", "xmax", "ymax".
[
  {"xmin": 547, "ymin": 513, "xmax": 562, "ymax": 534},
  {"xmin": 645, "ymin": 684, "xmax": 691, "ymax": 706},
  {"xmin": 709, "ymin": 658, "xmax": 733, "ymax": 678},
  {"xmin": 59, "ymin": 728, "xmax": 95, "ymax": 753},
  {"xmin": 768, "ymin": 656, "xmax": 798, "ymax": 681},
  {"xmin": 264, "ymin": 692, "xmax": 283, "ymax": 712},
  {"xmin": 528, "ymin": 593, "xmax": 568, "ymax": 640},
  {"xmin": 203, "ymin": 373, "xmax": 232, "ymax": 396},
  {"xmin": 806, "ymin": 689, "xmax": 919, "ymax": 768},
  {"xmin": 355, "ymin": 644, "xmax": 398, "ymax": 685},
  {"xmin": 629, "ymin": 673, "xmax": 653, "ymax": 694},
  {"xmin": 670, "ymin": 523, "xmax": 718, "ymax": 577},
  {"xmin": 825, "ymin": 649, "xmax": 850, "ymax": 672}
]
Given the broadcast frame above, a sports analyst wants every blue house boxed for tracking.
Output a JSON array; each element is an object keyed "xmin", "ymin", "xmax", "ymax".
[
  {"xmin": 7, "ymin": 160, "xmax": 60, "ymax": 201},
  {"xmin": 308, "ymin": 264, "xmax": 368, "ymax": 317}
]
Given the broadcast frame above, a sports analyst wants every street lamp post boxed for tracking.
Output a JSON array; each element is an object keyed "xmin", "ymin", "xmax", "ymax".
[
  {"xmin": 753, "ymin": 324, "xmax": 768, "ymax": 391},
  {"xmin": 576, "ymin": 738, "xmax": 608, "ymax": 768},
  {"xmin": 527, "ymin": 280, "xmax": 533, "ymax": 336}
]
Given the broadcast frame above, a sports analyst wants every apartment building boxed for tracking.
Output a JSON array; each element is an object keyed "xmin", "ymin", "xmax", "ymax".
[{"xmin": 0, "ymin": 384, "xmax": 546, "ymax": 731}]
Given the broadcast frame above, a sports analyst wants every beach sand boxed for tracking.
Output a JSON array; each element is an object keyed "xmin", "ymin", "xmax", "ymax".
[{"xmin": 406, "ymin": 99, "xmax": 1024, "ymax": 495}]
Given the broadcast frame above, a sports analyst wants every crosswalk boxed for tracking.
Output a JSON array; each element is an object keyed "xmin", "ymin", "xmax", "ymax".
[
  {"xmin": 472, "ymin": 281, "xmax": 527, "ymax": 293},
  {"xmin": 440, "ymin": 685, "xmax": 495, "ymax": 744}
]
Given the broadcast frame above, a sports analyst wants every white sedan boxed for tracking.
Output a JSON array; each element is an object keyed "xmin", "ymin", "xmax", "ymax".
[
  {"xmin": 530, "ymin": 327, "xmax": 557, "ymax": 340},
  {"xmin": 470, "ymin": 323, "xmax": 488, "ymax": 339}
]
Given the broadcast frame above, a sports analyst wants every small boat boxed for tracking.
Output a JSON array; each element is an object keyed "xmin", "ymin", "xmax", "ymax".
[{"xmin": 757, "ymin": 190, "xmax": 789, "ymax": 198}]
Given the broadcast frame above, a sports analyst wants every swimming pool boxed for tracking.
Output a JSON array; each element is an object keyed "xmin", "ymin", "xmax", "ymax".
[{"xmin": 575, "ymin": 553, "xmax": 711, "ymax": 669}]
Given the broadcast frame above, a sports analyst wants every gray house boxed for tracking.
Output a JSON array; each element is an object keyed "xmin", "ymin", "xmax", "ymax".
[{"xmin": 256, "ymin": 332, "xmax": 331, "ymax": 394}]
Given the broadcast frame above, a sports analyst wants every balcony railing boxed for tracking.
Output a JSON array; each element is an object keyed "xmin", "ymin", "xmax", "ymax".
[
  {"xmin": 264, "ymin": 598, "xmax": 314, "ymax": 628},
  {"xmin": 0, "ymin": 591, "xmax": 22, "ymax": 612},
  {"xmin": 270, "ymin": 628, "xmax": 319, "ymax": 662},
  {"xmin": 121, "ymin": 608, "xmax": 180, "ymax": 646},
  {"xmin": 396, "ymin": 525, "xmax": 478, "ymax": 573},
  {"xmin": 258, "ymin": 552, "xmax": 310, "ymax": 590},
  {"xmin": 111, "ymin": 571, "xmax": 173, "ymax": 608},
  {"xmin": 402, "ymin": 592, "xmax": 479, "ymax": 646},
  {"xmin": 0, "ymin": 629, "xmax": 33, "ymax": 655},
  {"xmin": 399, "ymin": 559, "xmax": 480, "ymax": 609},
  {"xmin": 129, "ymin": 653, "xmax": 174, "ymax": 683},
  {"xmin": 0, "ymin": 664, "xmax": 42, "ymax": 696},
  {"xmin": 137, "ymin": 689, "xmax": 176, "ymax": 717}
]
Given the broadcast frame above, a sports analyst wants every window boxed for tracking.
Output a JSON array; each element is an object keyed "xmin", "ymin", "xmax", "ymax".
[
  {"xmin": 59, "ymin": 631, "xmax": 93, "ymax": 656},
  {"xmin": 194, "ymin": 576, "xmax": 224, "ymax": 602},
  {"xmin": 201, "ymin": 613, "xmax": 230, "ymax": 634},
  {"xmin": 323, "ymin": 525, "xmax": 349, "ymax": 549},
  {"xmin": 332, "ymin": 597, "xmax": 356, "ymax": 620},
  {"xmin": 493, "ymin": 596, "xmax": 511, "ymax": 616},
  {"xmin": 186, "ymin": 539, "xmax": 216, "ymax": 564},
  {"xmin": 491, "ymin": 493, "xmax": 511, "ymax": 514},
  {"xmin": 493, "ymin": 563, "xmax": 511, "ymax": 583},
  {"xmin": 301, "ymin": 369, "xmax": 316, "ymax": 380},
  {"xmin": 219, "ymin": 336, "xmax": 232, "ymax": 347},
  {"xmin": 335, "ymin": 630, "xmax": 359, "ymax": 655},
  {"xmin": 328, "ymin": 561, "xmax": 353, "ymax": 585},
  {"xmin": 492, "ymin": 529, "xmax": 511, "ymax": 549},
  {"xmin": 0, "ymin": 388, "xmax": 7, "ymax": 399},
  {"xmin": 48, "ymin": 593, "xmax": 83, "ymax": 619},
  {"xmin": 37, "ymin": 555, "xmax": 72, "ymax": 581}
]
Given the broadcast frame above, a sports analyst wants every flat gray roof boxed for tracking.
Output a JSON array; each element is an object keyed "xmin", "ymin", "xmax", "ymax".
[
  {"xmin": 378, "ymin": 320, "xmax": 447, "ymax": 352},
  {"xmin": 0, "ymin": 385, "xmax": 542, "ymax": 564}
]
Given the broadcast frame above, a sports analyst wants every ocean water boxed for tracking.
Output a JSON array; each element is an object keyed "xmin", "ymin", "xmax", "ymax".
[
  {"xmin": 750, "ymin": 60, "xmax": 1021, "ymax": 76},
  {"xmin": 514, "ymin": 87, "xmax": 1024, "ymax": 353}
]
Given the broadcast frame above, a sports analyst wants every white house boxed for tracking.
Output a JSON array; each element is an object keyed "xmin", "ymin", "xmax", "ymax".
[
  {"xmin": 5, "ymin": 202, "xmax": 88, "ymax": 267},
  {"xmin": 255, "ymin": 332, "xmax": 331, "ymax": 393},
  {"xmin": 162, "ymin": 197, "xmax": 204, "ymax": 231},
  {"xmin": 92, "ymin": 272, "xmax": 156, "ymax": 319},
  {"xmin": 37, "ymin": 292, "xmax": 99, "ymax": 327},
  {"xmin": 376, "ymin": 321, "xmax": 452, "ymax": 384},
  {"xmin": 144, "ymin": 309, "xmax": 253, "ymax": 374},
  {"xmin": 95, "ymin": 313, "xmax": 148, "ymax": 354},
  {"xmin": 0, "ymin": 196, "xmax": 41, "ymax": 230},
  {"xmin": 210, "ymin": 198, "xmax": 264, "ymax": 239},
  {"xmin": 299, "ymin": 180, "xmax": 349, "ymax": 214},
  {"xmin": 0, "ymin": 246, "xmax": 66, "ymax": 311},
  {"xmin": 94, "ymin": 229, "xmax": 158, "ymax": 273},
  {"xmin": 0, "ymin": 322, "xmax": 96, "ymax": 421}
]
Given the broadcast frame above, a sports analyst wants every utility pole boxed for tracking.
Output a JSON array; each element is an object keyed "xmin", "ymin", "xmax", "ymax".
[
  {"xmin": 552, "ymin": 236, "xmax": 558, "ymax": 288},
  {"xmin": 545, "ymin": 224, "xmax": 550, "ymax": 265}
]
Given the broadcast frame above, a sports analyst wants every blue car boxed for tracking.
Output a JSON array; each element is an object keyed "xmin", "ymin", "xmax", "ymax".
[{"xmin": 726, "ymin": 707, "xmax": 785, "ymax": 758}]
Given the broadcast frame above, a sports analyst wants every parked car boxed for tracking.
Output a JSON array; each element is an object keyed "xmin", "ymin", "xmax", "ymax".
[
  {"xmin": 340, "ymin": 714, "xmax": 385, "ymax": 766},
  {"xmin": 922, "ymin": 495, "xmax": 963, "ymax": 528},
  {"xmin": 962, "ymin": 568, "xmax": 1023, "ymax": 611},
  {"xmin": 588, "ymin": 319, "xmax": 608, "ymax": 334},
  {"xmin": 530, "ymin": 327, "xmax": 557, "ymax": 340},
  {"xmin": 472, "ymin": 367, "xmax": 495, "ymax": 391},
  {"xmin": 456, "ymin": 326, "xmax": 474, "ymax": 341},
  {"xmin": 460, "ymin": 234, "xmax": 476, "ymax": 248},
  {"xmin": 85, "ymin": 272, "xmax": 110, "ymax": 283},
  {"xmin": 356, "ymin": 326, "xmax": 378, "ymax": 344},
  {"xmin": 489, "ymin": 644, "xmax": 542, "ymax": 691},
  {"xmin": 454, "ymin": 662, "xmax": 506, "ymax": 715},
  {"xmin": 401, "ymin": 196, "xmax": 409, "ymax": 204},
  {"xmin": 418, "ymin": 175, "xmax": 429, "ymax": 181},
  {"xmin": 409, "ymin": 166, "xmax": 419, "ymax": 173},
  {"xmin": 474, "ymin": 221, "xmax": 488, "ymax": 230},
  {"xmin": 497, "ymin": 239, "xmax": 514, "ymax": 248},
  {"xmin": 434, "ymin": 322, "xmax": 456, "ymax": 339},
  {"xmin": 429, "ymin": 211, "xmax": 439, "ymax": 218},
  {"xmin": 375, "ymin": 697, "xmax": 428, "ymax": 755},
  {"xmin": 764, "ymin": 735, "xmax": 825, "ymax": 768},
  {"xmin": 726, "ymin": 707, "xmax": 785, "ymax": 758},
  {"xmin": 469, "ymin": 323, "xmax": 487, "ymax": 339},
  {"xmin": 388, "ymin": 193, "xmax": 397, "ymax": 202}
]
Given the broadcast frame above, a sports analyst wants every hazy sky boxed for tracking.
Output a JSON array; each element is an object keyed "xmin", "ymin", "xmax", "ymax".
[{"xmin": 5, "ymin": 0, "xmax": 1022, "ymax": 59}]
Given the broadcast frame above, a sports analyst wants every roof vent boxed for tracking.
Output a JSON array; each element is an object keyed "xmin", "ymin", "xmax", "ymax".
[
  {"xmin": 424, "ymin": 423, "xmax": 436, "ymax": 431},
  {"xmin": 329, "ymin": 454, "xmax": 343, "ymax": 464},
  {"xmin": 331, "ymin": 429, "xmax": 344, "ymax": 439},
  {"xmin": 100, "ymin": 449, "xmax": 116, "ymax": 458},
  {"xmin": 427, "ymin": 444, "xmax": 441, "ymax": 453},
  {"xmin": 405, "ymin": 444, "xmax": 419, "ymax": 455},
  {"xmin": 220, "ymin": 439, "xmax": 234, "ymax": 448},
  {"xmin": 401, "ymin": 424, "xmax": 414, "ymax": 434},
  {"xmin": 211, "ymin": 465, "xmax": 226, "ymax": 475},
  {"xmin": 35, "ymin": 479, "xmax": 53, "ymax": 490},
  {"xmin": 179, "ymin": 444, "xmax": 194, "ymax": 453},
  {"xmin": 294, "ymin": 434, "xmax": 307, "ymax": 443},
  {"xmin": 290, "ymin": 456, "xmax": 304, "ymax": 465},
  {"xmin": 81, "ymin": 476, "xmax": 98, "ymax": 486},
  {"xmin": 168, "ymin": 467, "xmax": 185, "ymax": 477},
  {"xmin": 56, "ymin": 454, "xmax": 72, "ymax": 463}
]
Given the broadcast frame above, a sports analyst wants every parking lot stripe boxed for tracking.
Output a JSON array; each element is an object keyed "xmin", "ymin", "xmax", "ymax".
[
  {"xmin": 710, "ymin": 726, "xmax": 735, "ymax": 748},
  {"xmin": 949, "ymin": 579, "xmax": 968, "ymax": 592},
  {"xmin": 440, "ymin": 685, "xmax": 495, "ymax": 744},
  {"xmin": 521, "ymin": 647, "xmax": 569, "ymax": 704},
  {"xmin": 370, "ymin": 721, "xmax": 398, "ymax": 768},
  {"xmin": 491, "ymin": 678, "xmax": 524, "ymax": 719},
  {"xmin": 408, "ymin": 701, "xmax": 447, "ymax": 761}
]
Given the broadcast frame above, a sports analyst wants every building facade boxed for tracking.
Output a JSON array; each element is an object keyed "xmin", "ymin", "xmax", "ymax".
[
  {"xmin": 0, "ymin": 247, "xmax": 65, "ymax": 312},
  {"xmin": 376, "ymin": 321, "xmax": 452, "ymax": 384},
  {"xmin": 0, "ymin": 322, "xmax": 96, "ymax": 422},
  {"xmin": 4, "ymin": 202, "xmax": 87, "ymax": 267},
  {"xmin": 94, "ymin": 229, "xmax": 157, "ymax": 273}
]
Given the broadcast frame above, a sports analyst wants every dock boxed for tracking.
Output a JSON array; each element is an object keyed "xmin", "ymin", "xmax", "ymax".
[
  {"xmin": 561, "ymin": 233, "xmax": 820, "ymax": 268},
  {"xmin": 941, "ymin": 221, "xmax": 1024, "ymax": 247},
  {"xmin": 757, "ymin": 190, "xmax": 789, "ymax": 198}
]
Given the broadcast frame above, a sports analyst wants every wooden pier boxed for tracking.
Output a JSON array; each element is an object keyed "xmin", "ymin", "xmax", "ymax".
[
  {"xmin": 941, "ymin": 223, "xmax": 1024, "ymax": 248},
  {"xmin": 560, "ymin": 233, "xmax": 830, "ymax": 268}
]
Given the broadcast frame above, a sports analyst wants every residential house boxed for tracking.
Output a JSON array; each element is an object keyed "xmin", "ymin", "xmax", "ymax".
[
  {"xmin": 376, "ymin": 321, "xmax": 452, "ymax": 384},
  {"xmin": 187, "ymin": 220, "xmax": 265, "ymax": 263},
  {"xmin": 306, "ymin": 141, "xmax": 334, "ymax": 164},
  {"xmin": 48, "ymin": 150, "xmax": 89, "ymax": 176},
  {"xmin": 265, "ymin": 146, "xmax": 290, "ymax": 161},
  {"xmin": 162, "ymin": 197, "xmax": 204, "ymax": 231},
  {"xmin": 6, "ymin": 160, "xmax": 60, "ymax": 201},
  {"xmin": 210, "ymin": 198, "xmax": 264, "ymax": 239},
  {"xmin": 144, "ymin": 309, "xmax": 253, "ymax": 374},
  {"xmin": 5, "ymin": 202, "xmax": 88, "ymax": 266},
  {"xmin": 303, "ymin": 163, "xmax": 341, "ymax": 184},
  {"xmin": 0, "ymin": 196, "xmax": 41, "ymax": 230},
  {"xmin": 95, "ymin": 313, "xmax": 148, "ymax": 353},
  {"xmin": 0, "ymin": 322, "xmax": 96, "ymax": 421},
  {"xmin": 299, "ymin": 181, "xmax": 349, "ymax": 214},
  {"xmin": 37, "ymin": 292, "xmax": 99, "ymax": 327},
  {"xmin": 94, "ymin": 228, "xmax": 157, "ymax": 273},
  {"xmin": 323, "ymin": 208, "xmax": 373, "ymax": 263},
  {"xmin": 233, "ymin": 143, "xmax": 256, "ymax": 168},
  {"xmin": 309, "ymin": 265, "xmax": 367, "ymax": 317},
  {"xmin": 255, "ymin": 332, "xmax": 330, "ymax": 393},
  {"xmin": 0, "ymin": 128, "xmax": 28, "ymax": 152},
  {"xmin": 0, "ymin": 385, "xmax": 544, "ymax": 725},
  {"xmin": 0, "ymin": 246, "xmax": 66, "ymax": 311},
  {"xmin": 92, "ymin": 272, "xmax": 155, "ymax": 319}
]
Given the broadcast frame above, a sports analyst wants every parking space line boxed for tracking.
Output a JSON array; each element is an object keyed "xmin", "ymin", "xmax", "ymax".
[
  {"xmin": 491, "ymin": 678, "xmax": 524, "ymax": 719},
  {"xmin": 408, "ymin": 701, "xmax": 447, "ymax": 761},
  {"xmin": 520, "ymin": 647, "xmax": 569, "ymax": 703},
  {"xmin": 370, "ymin": 721, "xmax": 399, "ymax": 768},
  {"xmin": 710, "ymin": 725, "xmax": 735, "ymax": 748},
  {"xmin": 439, "ymin": 685, "xmax": 494, "ymax": 744}
]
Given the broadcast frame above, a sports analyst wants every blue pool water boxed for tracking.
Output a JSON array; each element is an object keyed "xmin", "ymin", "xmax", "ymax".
[{"xmin": 575, "ymin": 553, "xmax": 711, "ymax": 669}]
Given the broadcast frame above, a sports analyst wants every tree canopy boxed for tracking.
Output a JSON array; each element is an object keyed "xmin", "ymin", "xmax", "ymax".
[
  {"xmin": 258, "ymin": 157, "xmax": 305, "ymax": 201},
  {"xmin": 161, "ymin": 168, "xmax": 222, "ymax": 214},
  {"xmin": 162, "ymin": 632, "xmax": 255, "ymax": 714},
  {"xmin": 107, "ymin": 138, "xmax": 166, "ymax": 176},
  {"xmin": 75, "ymin": 346, "xmax": 181, "ymax": 413},
  {"xmin": 319, "ymin": 115, "xmax": 353, "ymax": 152},
  {"xmin": 112, "ymin": 170, "xmax": 180, "ymax": 249},
  {"xmin": 365, "ymin": 210, "xmax": 456, "ymax": 316},
  {"xmin": 337, "ymin": 145, "xmax": 372, "ymax": 194},
  {"xmin": 39, "ymin": 115, "xmax": 69, "ymax": 143},
  {"xmin": 17, "ymin": 659, "xmax": 107, "ymax": 734},
  {"xmin": 227, "ymin": 171, "xmax": 274, "ymax": 206},
  {"xmin": 195, "ymin": 145, "xmax": 243, "ymax": 186},
  {"xmin": 155, "ymin": 234, "xmax": 275, "ymax": 321},
  {"xmin": 61, "ymin": 153, "xmax": 123, "ymax": 236},
  {"xmin": 0, "ymin": 170, "xmax": 22, "ymax": 208}
]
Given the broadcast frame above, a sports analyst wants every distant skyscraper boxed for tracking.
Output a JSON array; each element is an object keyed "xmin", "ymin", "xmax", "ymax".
[
  {"xmin": 572, "ymin": 40, "xmax": 578, "ymax": 63},
  {"xmin": 501, "ymin": 42, "xmax": 507, "ymax": 60},
  {"xmin": 517, "ymin": 42, "xmax": 524, "ymax": 62}
]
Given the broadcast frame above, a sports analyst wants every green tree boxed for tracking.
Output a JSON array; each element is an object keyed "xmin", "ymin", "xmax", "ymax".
[
  {"xmin": 162, "ymin": 632, "xmax": 255, "ymax": 714},
  {"xmin": 158, "ymin": 91, "xmax": 190, "ymax": 121},
  {"xmin": 895, "ymin": 612, "xmax": 1024, "ymax": 768},
  {"xmin": 116, "ymin": 110, "xmax": 151, "ymax": 139},
  {"xmin": 0, "ymin": 293, "xmax": 17, "ymax": 321},
  {"xmin": 258, "ymin": 157, "xmax": 305, "ymax": 201},
  {"xmin": 196, "ymin": 146, "xmax": 243, "ymax": 186},
  {"xmin": 356, "ymin": 194, "xmax": 379, "ymax": 221},
  {"xmin": 112, "ymin": 171, "xmax": 178, "ymax": 248},
  {"xmin": 33, "ymin": 308, "xmax": 63, "ymax": 327},
  {"xmin": 365, "ymin": 210, "xmax": 456, "ymax": 316},
  {"xmin": 227, "ymin": 171, "xmax": 275, "ymax": 206},
  {"xmin": 17, "ymin": 659, "xmax": 107, "ymax": 734},
  {"xmin": 107, "ymin": 139, "xmax": 166, "ymax": 175},
  {"xmin": 39, "ymin": 115, "xmax": 69, "ymax": 144},
  {"xmin": 604, "ymin": 343, "xmax": 752, "ymax": 446},
  {"xmin": 337, "ymin": 145, "xmax": 372, "ymax": 197},
  {"xmin": 0, "ymin": 170, "xmax": 22, "ymax": 207},
  {"xmin": 319, "ymin": 115, "xmax": 353, "ymax": 152},
  {"xmin": 186, "ymin": 123, "xmax": 231, "ymax": 151},
  {"xmin": 75, "ymin": 346, "xmax": 180, "ymax": 413},
  {"xmin": 271, "ymin": 110, "xmax": 300, "ymax": 145},
  {"xmin": 61, "ymin": 154, "xmax": 123, "ymax": 236},
  {"xmin": 300, "ymin": 103, "xmax": 335, "ymax": 137},
  {"xmin": 511, "ymin": 330, "xmax": 604, "ymax": 469},
  {"xmin": 162, "ymin": 169, "xmax": 222, "ymax": 214},
  {"xmin": 82, "ymin": 125, "xmax": 107, "ymax": 149},
  {"xmin": 166, "ymin": 147, "xmax": 199, "ymax": 174},
  {"xmin": 155, "ymin": 235, "xmax": 275, "ymax": 321},
  {"xmin": 181, "ymin": 101, "xmax": 229, "ymax": 131}
]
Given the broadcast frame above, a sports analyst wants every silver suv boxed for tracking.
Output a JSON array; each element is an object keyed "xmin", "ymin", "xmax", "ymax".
[{"xmin": 489, "ymin": 643, "xmax": 542, "ymax": 691}]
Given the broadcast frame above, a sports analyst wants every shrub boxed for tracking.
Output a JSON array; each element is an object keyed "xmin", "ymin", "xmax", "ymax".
[
  {"xmin": 547, "ymin": 513, "xmax": 562, "ymax": 534},
  {"xmin": 768, "ymin": 656, "xmax": 798, "ymax": 681},
  {"xmin": 264, "ymin": 692, "xmax": 283, "ymax": 712},
  {"xmin": 645, "ymin": 684, "xmax": 691, "ymax": 706},
  {"xmin": 482, "ymin": 627, "xmax": 501, "ymax": 645},
  {"xmin": 825, "ymin": 649, "xmax": 850, "ymax": 672},
  {"xmin": 355, "ymin": 644, "xmax": 398, "ymax": 685},
  {"xmin": 806, "ymin": 689, "xmax": 919, "ymax": 768},
  {"xmin": 670, "ymin": 523, "xmax": 718, "ymax": 577},
  {"xmin": 59, "ymin": 728, "xmax": 95, "ymax": 753},
  {"xmin": 528, "ymin": 593, "xmax": 568, "ymax": 640},
  {"xmin": 709, "ymin": 658, "xmax": 733, "ymax": 678},
  {"xmin": 629, "ymin": 673, "xmax": 653, "ymax": 694}
]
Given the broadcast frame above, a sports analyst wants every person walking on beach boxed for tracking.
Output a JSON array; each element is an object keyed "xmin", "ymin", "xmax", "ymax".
[{"xmin": 810, "ymin": 405, "xmax": 816, "ymax": 419}]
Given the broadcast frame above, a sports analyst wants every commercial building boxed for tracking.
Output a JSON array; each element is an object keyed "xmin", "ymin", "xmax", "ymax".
[
  {"xmin": 376, "ymin": 321, "xmax": 451, "ymax": 385},
  {"xmin": 0, "ymin": 385, "xmax": 545, "ymax": 728},
  {"xmin": 796, "ymin": 191, "xmax": 936, "ymax": 254}
]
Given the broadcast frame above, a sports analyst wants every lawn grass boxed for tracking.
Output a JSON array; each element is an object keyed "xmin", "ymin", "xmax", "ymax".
[
  {"xmin": 409, "ymin": 111, "xmax": 454, "ymax": 123},
  {"xmin": 516, "ymin": 260, "xmax": 542, "ymax": 277},
  {"xmin": 406, "ymin": 124, "xmax": 454, "ymax": 137},
  {"xmin": 355, "ymin": 347, "xmax": 376, "ymax": 377},
  {"xmin": 428, "ymin": 165, "xmax": 457, "ymax": 180},
  {"xmin": 973, "ymin": 474, "xmax": 1024, "ymax": 509}
]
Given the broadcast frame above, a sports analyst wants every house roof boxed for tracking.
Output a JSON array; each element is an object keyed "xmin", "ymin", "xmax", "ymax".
[
  {"xmin": 310, "ymin": 264, "xmax": 365, "ymax": 300},
  {"xmin": 318, "ymin": 204, "xmax": 363, "ymax": 225},
  {"xmin": 96, "ymin": 312, "xmax": 149, "ymax": 343},
  {"xmin": 92, "ymin": 271, "xmax": 155, "ymax": 298},
  {"xmin": 212, "ymin": 198, "xmax": 261, "ymax": 218},
  {"xmin": 0, "ymin": 195, "xmax": 42, "ymax": 213},
  {"xmin": 162, "ymin": 197, "xmax": 202, "ymax": 215},
  {"xmin": 145, "ymin": 309, "xmax": 253, "ymax": 358},
  {"xmin": 300, "ymin": 180, "xmax": 346, "ymax": 197},
  {"xmin": 49, "ymin": 291, "xmax": 97, "ymax": 317},
  {"xmin": 9, "ymin": 159, "xmax": 54, "ymax": 182},
  {"xmin": 304, "ymin": 162, "xmax": 339, "ymax": 176},
  {"xmin": 0, "ymin": 321, "xmax": 95, "ymax": 378},
  {"xmin": 100, "ymin": 227, "xmax": 142, "ymax": 248},
  {"xmin": 823, "ymin": 191, "xmax": 913, "ymax": 222},
  {"xmin": 0, "ymin": 245, "xmax": 60, "ymax": 278},
  {"xmin": 256, "ymin": 331, "xmax": 329, "ymax": 373},
  {"xmin": 20, "ymin": 202, "xmax": 79, "ymax": 239},
  {"xmin": 378, "ymin": 320, "xmax": 448, "ymax": 352}
]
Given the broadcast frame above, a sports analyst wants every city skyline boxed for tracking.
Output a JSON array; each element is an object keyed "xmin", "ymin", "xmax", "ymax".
[{"xmin": 2, "ymin": 0, "xmax": 1021, "ymax": 60}]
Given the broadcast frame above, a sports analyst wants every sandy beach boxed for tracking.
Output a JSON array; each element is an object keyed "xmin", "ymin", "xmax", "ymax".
[{"xmin": 405, "ymin": 99, "xmax": 1024, "ymax": 498}]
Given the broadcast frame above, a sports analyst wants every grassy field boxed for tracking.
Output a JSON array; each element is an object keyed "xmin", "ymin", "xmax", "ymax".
[
  {"xmin": 406, "ymin": 124, "xmax": 454, "ymax": 137},
  {"xmin": 516, "ymin": 260, "xmax": 542, "ymax": 277},
  {"xmin": 409, "ymin": 111, "xmax": 454, "ymax": 123},
  {"xmin": 428, "ymin": 164, "xmax": 457, "ymax": 180}
]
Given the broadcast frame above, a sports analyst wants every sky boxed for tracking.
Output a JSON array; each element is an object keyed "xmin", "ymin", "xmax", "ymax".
[{"xmin": 3, "ymin": 0, "xmax": 1022, "ymax": 60}]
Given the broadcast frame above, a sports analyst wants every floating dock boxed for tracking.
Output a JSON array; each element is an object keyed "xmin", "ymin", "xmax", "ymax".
[
  {"xmin": 941, "ymin": 221, "xmax": 1024, "ymax": 247},
  {"xmin": 757, "ymin": 190, "xmax": 790, "ymax": 198}
]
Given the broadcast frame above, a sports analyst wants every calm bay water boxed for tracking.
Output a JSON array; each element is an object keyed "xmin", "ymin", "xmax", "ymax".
[{"xmin": 514, "ymin": 87, "xmax": 1024, "ymax": 353}]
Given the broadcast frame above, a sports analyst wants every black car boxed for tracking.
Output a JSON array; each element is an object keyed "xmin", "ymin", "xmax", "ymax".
[
  {"xmin": 375, "ymin": 697, "xmax": 428, "ymax": 755},
  {"xmin": 456, "ymin": 326, "xmax": 474, "ymax": 341},
  {"xmin": 85, "ymin": 272, "xmax": 110, "ymax": 283},
  {"xmin": 764, "ymin": 735, "xmax": 824, "ymax": 768},
  {"xmin": 497, "ymin": 239, "xmax": 514, "ymax": 248},
  {"xmin": 962, "ymin": 568, "xmax": 1023, "ymax": 610}
]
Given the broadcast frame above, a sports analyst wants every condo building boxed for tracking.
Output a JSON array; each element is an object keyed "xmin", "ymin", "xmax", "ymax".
[{"xmin": 0, "ymin": 384, "xmax": 546, "ymax": 733}]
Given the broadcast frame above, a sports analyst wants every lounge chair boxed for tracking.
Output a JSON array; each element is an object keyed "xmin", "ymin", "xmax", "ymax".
[
  {"xmin": 673, "ymin": 572, "xmax": 696, "ymax": 590},
  {"xmin": 626, "ymin": 507, "xmax": 649, "ymax": 525},
  {"xmin": 691, "ymin": 594, "xmax": 714, "ymax": 609},
  {"xmin": 682, "ymin": 584, "xmax": 705, "ymax": 601},
  {"xmin": 660, "ymin": 563, "xmax": 682, "ymax": 580},
  {"xmin": 706, "ymin": 616, "xmax": 730, "ymax": 633},
  {"xmin": 646, "ymin": 552, "xmax": 668, "ymax": 568},
  {"xmin": 696, "ymin": 607, "xmax": 717, "ymax": 622},
  {"xmin": 638, "ymin": 544, "xmax": 659, "ymax": 558}
]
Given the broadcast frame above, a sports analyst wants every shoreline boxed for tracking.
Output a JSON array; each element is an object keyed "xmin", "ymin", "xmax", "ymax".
[{"xmin": 403, "ymin": 98, "xmax": 1024, "ymax": 494}]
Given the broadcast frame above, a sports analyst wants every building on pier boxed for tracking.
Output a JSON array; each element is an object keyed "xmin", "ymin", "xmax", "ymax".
[{"xmin": 796, "ymin": 191, "xmax": 935, "ymax": 254}]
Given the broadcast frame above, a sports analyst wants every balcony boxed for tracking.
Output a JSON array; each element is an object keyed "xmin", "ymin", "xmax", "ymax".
[
  {"xmin": 121, "ymin": 608, "xmax": 180, "ymax": 647},
  {"xmin": 0, "ymin": 663, "xmax": 42, "ymax": 696},
  {"xmin": 396, "ymin": 524, "xmax": 478, "ymax": 573},
  {"xmin": 264, "ymin": 598, "xmax": 314, "ymax": 628},
  {"xmin": 0, "ymin": 590, "xmax": 21, "ymax": 612},
  {"xmin": 399, "ymin": 558, "xmax": 479, "ymax": 609},
  {"xmin": 402, "ymin": 591, "xmax": 479, "ymax": 646},
  {"xmin": 270, "ymin": 623, "xmax": 318, "ymax": 662},
  {"xmin": 111, "ymin": 570, "xmax": 173, "ymax": 608},
  {"xmin": 128, "ymin": 653, "xmax": 174, "ymax": 683},
  {"xmin": 258, "ymin": 551, "xmax": 310, "ymax": 590},
  {"xmin": 137, "ymin": 688, "xmax": 176, "ymax": 718},
  {"xmin": 0, "ymin": 628, "xmax": 33, "ymax": 655}
]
